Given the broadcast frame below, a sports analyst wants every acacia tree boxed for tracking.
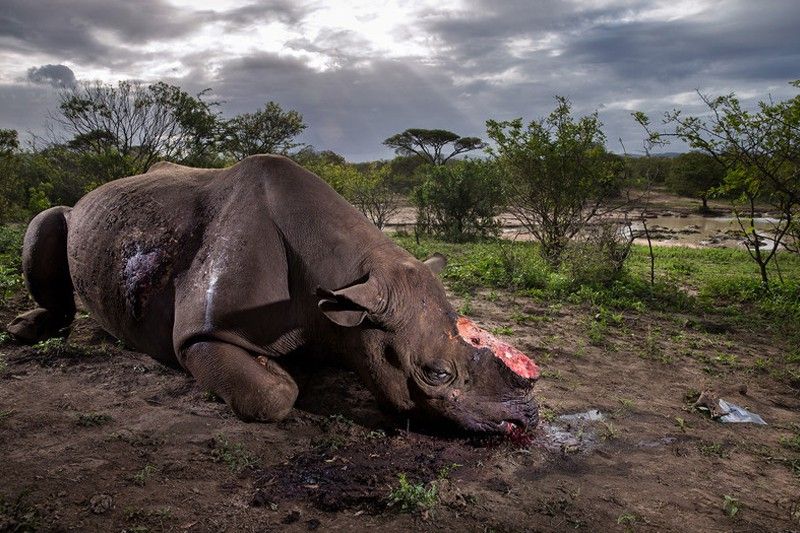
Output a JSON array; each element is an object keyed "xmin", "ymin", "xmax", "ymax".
[
  {"xmin": 667, "ymin": 151, "xmax": 726, "ymax": 211},
  {"xmin": 487, "ymin": 97, "xmax": 625, "ymax": 266},
  {"xmin": 54, "ymin": 80, "xmax": 222, "ymax": 174},
  {"xmin": 222, "ymin": 101, "xmax": 306, "ymax": 159},
  {"xmin": 383, "ymin": 128, "xmax": 486, "ymax": 165},
  {"xmin": 636, "ymin": 80, "xmax": 800, "ymax": 285}
]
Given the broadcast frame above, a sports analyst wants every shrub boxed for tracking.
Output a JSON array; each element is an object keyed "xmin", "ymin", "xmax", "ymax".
[
  {"xmin": 413, "ymin": 159, "xmax": 503, "ymax": 242},
  {"xmin": 562, "ymin": 221, "xmax": 633, "ymax": 287}
]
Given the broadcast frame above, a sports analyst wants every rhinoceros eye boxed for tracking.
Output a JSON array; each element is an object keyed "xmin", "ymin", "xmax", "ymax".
[{"xmin": 423, "ymin": 364, "xmax": 452, "ymax": 385}]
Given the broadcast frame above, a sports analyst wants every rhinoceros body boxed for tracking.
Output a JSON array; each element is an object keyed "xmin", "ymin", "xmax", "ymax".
[{"xmin": 9, "ymin": 155, "xmax": 539, "ymax": 432}]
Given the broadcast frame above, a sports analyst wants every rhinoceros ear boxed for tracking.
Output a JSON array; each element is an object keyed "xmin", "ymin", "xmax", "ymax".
[
  {"xmin": 316, "ymin": 276, "xmax": 385, "ymax": 327},
  {"xmin": 423, "ymin": 253, "xmax": 447, "ymax": 276}
]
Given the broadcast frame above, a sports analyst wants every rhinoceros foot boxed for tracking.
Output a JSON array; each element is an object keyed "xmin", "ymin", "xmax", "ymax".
[{"xmin": 7, "ymin": 307, "xmax": 71, "ymax": 344}]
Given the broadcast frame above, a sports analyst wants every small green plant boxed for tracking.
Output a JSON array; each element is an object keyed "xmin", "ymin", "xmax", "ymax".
[
  {"xmin": 723, "ymin": 495, "xmax": 740, "ymax": 519},
  {"xmin": 600, "ymin": 421, "xmax": 619, "ymax": 441},
  {"xmin": 617, "ymin": 511, "xmax": 639, "ymax": 531},
  {"xmin": 458, "ymin": 297, "xmax": 473, "ymax": 316},
  {"xmin": 675, "ymin": 417, "xmax": 690, "ymax": 432},
  {"xmin": 77, "ymin": 412, "xmax": 113, "ymax": 427},
  {"xmin": 33, "ymin": 337, "xmax": 68, "ymax": 354},
  {"xmin": 751, "ymin": 357, "xmax": 771, "ymax": 373},
  {"xmin": 779, "ymin": 428, "xmax": 800, "ymax": 452},
  {"xmin": 490, "ymin": 325, "xmax": 513, "ymax": 336},
  {"xmin": 539, "ymin": 407, "xmax": 557, "ymax": 423},
  {"xmin": 587, "ymin": 318, "xmax": 607, "ymax": 346},
  {"xmin": 0, "ymin": 331, "xmax": 10, "ymax": 345},
  {"xmin": 436, "ymin": 463, "xmax": 461, "ymax": 480},
  {"xmin": 714, "ymin": 353, "xmax": 738, "ymax": 366},
  {"xmin": 698, "ymin": 442, "xmax": 730, "ymax": 458},
  {"xmin": 388, "ymin": 473, "xmax": 438, "ymax": 512},
  {"xmin": 541, "ymin": 369, "xmax": 563, "ymax": 381},
  {"xmin": 132, "ymin": 464, "xmax": 158, "ymax": 486},
  {"xmin": 212, "ymin": 434, "xmax": 258, "ymax": 473},
  {"xmin": 612, "ymin": 397, "xmax": 635, "ymax": 418}
]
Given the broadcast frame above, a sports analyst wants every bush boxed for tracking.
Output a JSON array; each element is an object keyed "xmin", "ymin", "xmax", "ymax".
[
  {"xmin": 562, "ymin": 221, "xmax": 633, "ymax": 287},
  {"xmin": 412, "ymin": 159, "xmax": 503, "ymax": 242},
  {"xmin": 487, "ymin": 97, "xmax": 626, "ymax": 265},
  {"xmin": 0, "ymin": 225, "xmax": 23, "ymax": 302}
]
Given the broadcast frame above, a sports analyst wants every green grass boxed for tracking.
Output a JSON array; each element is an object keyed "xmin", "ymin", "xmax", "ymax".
[
  {"xmin": 211, "ymin": 434, "xmax": 258, "ymax": 473},
  {"xmin": 393, "ymin": 235, "xmax": 800, "ymax": 340}
]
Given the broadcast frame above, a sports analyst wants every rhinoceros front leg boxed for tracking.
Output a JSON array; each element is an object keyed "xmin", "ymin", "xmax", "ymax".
[{"xmin": 179, "ymin": 341, "xmax": 298, "ymax": 422}]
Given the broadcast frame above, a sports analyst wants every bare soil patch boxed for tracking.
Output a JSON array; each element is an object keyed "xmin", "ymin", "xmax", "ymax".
[{"xmin": 1, "ymin": 289, "xmax": 799, "ymax": 532}]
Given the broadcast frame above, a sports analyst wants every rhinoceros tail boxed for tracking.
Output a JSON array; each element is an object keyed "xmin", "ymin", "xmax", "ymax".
[{"xmin": 6, "ymin": 206, "xmax": 76, "ymax": 343}]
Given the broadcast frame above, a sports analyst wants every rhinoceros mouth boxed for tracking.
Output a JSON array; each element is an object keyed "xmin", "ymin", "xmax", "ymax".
[{"xmin": 499, "ymin": 419, "xmax": 524, "ymax": 433}]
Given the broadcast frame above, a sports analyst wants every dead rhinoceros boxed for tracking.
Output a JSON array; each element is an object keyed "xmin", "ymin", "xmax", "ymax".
[{"xmin": 8, "ymin": 155, "xmax": 540, "ymax": 433}]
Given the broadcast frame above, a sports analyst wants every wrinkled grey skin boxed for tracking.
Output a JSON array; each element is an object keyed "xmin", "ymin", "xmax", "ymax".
[{"xmin": 8, "ymin": 155, "xmax": 539, "ymax": 433}]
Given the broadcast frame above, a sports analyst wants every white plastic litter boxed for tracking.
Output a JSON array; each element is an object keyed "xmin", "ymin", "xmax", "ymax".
[
  {"xmin": 558, "ymin": 409, "xmax": 604, "ymax": 423},
  {"xmin": 718, "ymin": 399, "xmax": 767, "ymax": 425}
]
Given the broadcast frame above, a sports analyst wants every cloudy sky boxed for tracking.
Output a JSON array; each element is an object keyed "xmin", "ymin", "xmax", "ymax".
[{"xmin": 1, "ymin": 0, "xmax": 798, "ymax": 161}]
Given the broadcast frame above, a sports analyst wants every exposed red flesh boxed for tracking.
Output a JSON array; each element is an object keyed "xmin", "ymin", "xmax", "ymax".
[{"xmin": 456, "ymin": 317, "xmax": 540, "ymax": 380}]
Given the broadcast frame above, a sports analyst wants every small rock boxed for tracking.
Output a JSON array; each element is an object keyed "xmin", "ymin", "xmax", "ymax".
[
  {"xmin": 89, "ymin": 493, "xmax": 113, "ymax": 515},
  {"xmin": 306, "ymin": 518, "xmax": 321, "ymax": 530},
  {"xmin": 738, "ymin": 384, "xmax": 748, "ymax": 396}
]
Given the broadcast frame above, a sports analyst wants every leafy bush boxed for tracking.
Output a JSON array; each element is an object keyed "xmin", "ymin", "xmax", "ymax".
[
  {"xmin": 412, "ymin": 159, "xmax": 503, "ymax": 242},
  {"xmin": 0, "ymin": 225, "xmax": 23, "ymax": 302},
  {"xmin": 562, "ymin": 221, "xmax": 633, "ymax": 287},
  {"xmin": 487, "ymin": 97, "xmax": 626, "ymax": 265}
]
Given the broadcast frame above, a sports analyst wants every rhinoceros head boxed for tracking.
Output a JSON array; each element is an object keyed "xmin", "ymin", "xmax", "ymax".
[{"xmin": 317, "ymin": 254, "xmax": 540, "ymax": 434}]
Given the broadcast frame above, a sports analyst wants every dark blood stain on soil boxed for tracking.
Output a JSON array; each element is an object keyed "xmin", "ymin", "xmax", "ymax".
[{"xmin": 252, "ymin": 434, "xmax": 487, "ymax": 513}]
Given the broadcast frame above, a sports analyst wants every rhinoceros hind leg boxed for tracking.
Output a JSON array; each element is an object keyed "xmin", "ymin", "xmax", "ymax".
[
  {"xmin": 7, "ymin": 307, "xmax": 71, "ymax": 343},
  {"xmin": 180, "ymin": 341, "xmax": 298, "ymax": 422},
  {"xmin": 7, "ymin": 206, "xmax": 75, "ymax": 343}
]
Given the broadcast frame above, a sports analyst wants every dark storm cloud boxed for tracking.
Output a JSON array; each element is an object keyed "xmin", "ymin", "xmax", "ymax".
[
  {"xmin": 219, "ymin": 1, "xmax": 316, "ymax": 27},
  {"xmin": 1, "ymin": 0, "xmax": 798, "ymax": 159},
  {"xmin": 563, "ymin": 4, "xmax": 800, "ymax": 83},
  {"xmin": 26, "ymin": 64, "xmax": 76, "ymax": 88},
  {"xmin": 413, "ymin": 0, "xmax": 800, "ymax": 155},
  {"xmin": 0, "ymin": 0, "xmax": 212, "ymax": 63},
  {"xmin": 201, "ymin": 52, "xmax": 483, "ymax": 161}
]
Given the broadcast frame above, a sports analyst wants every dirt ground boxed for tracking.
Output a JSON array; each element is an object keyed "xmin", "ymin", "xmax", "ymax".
[{"xmin": 1, "ymin": 287, "xmax": 799, "ymax": 532}]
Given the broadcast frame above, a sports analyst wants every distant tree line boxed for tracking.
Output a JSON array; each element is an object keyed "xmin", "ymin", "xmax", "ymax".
[
  {"xmin": 0, "ymin": 80, "xmax": 306, "ymax": 221},
  {"xmin": 1, "ymin": 78, "xmax": 798, "ymax": 287}
]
